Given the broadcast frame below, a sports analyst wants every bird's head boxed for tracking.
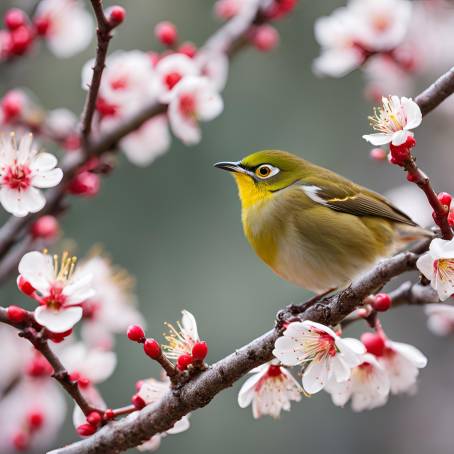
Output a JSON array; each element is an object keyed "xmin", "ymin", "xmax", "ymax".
[{"xmin": 214, "ymin": 150, "xmax": 306, "ymax": 208}]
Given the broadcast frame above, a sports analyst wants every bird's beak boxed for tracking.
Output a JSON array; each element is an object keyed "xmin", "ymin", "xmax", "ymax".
[{"xmin": 214, "ymin": 161, "xmax": 250, "ymax": 175}]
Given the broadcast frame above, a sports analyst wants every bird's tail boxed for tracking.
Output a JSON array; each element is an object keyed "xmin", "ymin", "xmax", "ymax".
[{"xmin": 393, "ymin": 223, "xmax": 434, "ymax": 251}]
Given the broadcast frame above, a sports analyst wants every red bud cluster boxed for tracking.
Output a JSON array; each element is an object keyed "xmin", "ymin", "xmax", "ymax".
[
  {"xmin": 388, "ymin": 136, "xmax": 416, "ymax": 167},
  {"xmin": 155, "ymin": 21, "xmax": 178, "ymax": 46}
]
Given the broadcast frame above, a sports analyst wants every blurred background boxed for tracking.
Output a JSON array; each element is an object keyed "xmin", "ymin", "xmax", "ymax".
[{"xmin": 1, "ymin": 0, "xmax": 454, "ymax": 453}]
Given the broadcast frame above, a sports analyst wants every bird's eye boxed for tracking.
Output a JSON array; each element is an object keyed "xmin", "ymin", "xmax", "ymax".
[{"xmin": 255, "ymin": 164, "xmax": 279, "ymax": 179}]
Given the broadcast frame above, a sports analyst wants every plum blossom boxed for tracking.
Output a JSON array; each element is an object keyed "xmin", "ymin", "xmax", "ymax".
[
  {"xmin": 82, "ymin": 51, "xmax": 158, "ymax": 116},
  {"xmin": 60, "ymin": 342, "xmax": 116, "ymax": 429},
  {"xmin": 168, "ymin": 76, "xmax": 224, "ymax": 145},
  {"xmin": 313, "ymin": 0, "xmax": 412, "ymax": 77},
  {"xmin": 0, "ymin": 133, "xmax": 63, "ymax": 217},
  {"xmin": 416, "ymin": 238, "xmax": 454, "ymax": 301},
  {"xmin": 137, "ymin": 376, "xmax": 190, "ymax": 451},
  {"xmin": 195, "ymin": 51, "xmax": 229, "ymax": 91},
  {"xmin": 273, "ymin": 321, "xmax": 365, "ymax": 394},
  {"xmin": 238, "ymin": 362, "xmax": 302, "ymax": 419},
  {"xmin": 363, "ymin": 96, "xmax": 422, "ymax": 146},
  {"xmin": 44, "ymin": 108, "xmax": 78, "ymax": 139},
  {"xmin": 378, "ymin": 339, "xmax": 427, "ymax": 394},
  {"xmin": 35, "ymin": 0, "xmax": 94, "ymax": 58},
  {"xmin": 0, "ymin": 378, "xmax": 65, "ymax": 453},
  {"xmin": 325, "ymin": 353, "xmax": 390, "ymax": 411},
  {"xmin": 119, "ymin": 115, "xmax": 171, "ymax": 167},
  {"xmin": 162, "ymin": 310, "xmax": 200, "ymax": 360},
  {"xmin": 75, "ymin": 254, "xmax": 145, "ymax": 348},
  {"xmin": 18, "ymin": 251, "xmax": 95, "ymax": 333},
  {"xmin": 425, "ymin": 304, "xmax": 454, "ymax": 336},
  {"xmin": 155, "ymin": 54, "xmax": 198, "ymax": 103}
]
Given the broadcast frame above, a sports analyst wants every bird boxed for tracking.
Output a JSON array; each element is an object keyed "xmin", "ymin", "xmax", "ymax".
[{"xmin": 215, "ymin": 150, "xmax": 431, "ymax": 293}]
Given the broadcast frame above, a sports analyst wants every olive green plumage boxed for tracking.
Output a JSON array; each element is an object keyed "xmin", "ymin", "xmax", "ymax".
[{"xmin": 215, "ymin": 150, "xmax": 430, "ymax": 292}]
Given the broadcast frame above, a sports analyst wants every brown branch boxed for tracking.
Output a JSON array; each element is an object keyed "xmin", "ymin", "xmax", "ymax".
[
  {"xmin": 80, "ymin": 0, "xmax": 121, "ymax": 148},
  {"xmin": 48, "ymin": 245, "xmax": 432, "ymax": 454},
  {"xmin": 0, "ymin": 307, "xmax": 99, "ymax": 417}
]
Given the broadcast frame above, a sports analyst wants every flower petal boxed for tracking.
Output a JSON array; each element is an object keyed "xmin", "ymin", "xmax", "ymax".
[
  {"xmin": 18, "ymin": 251, "xmax": 54, "ymax": 294},
  {"xmin": 34, "ymin": 306, "xmax": 83, "ymax": 333},
  {"xmin": 302, "ymin": 359, "xmax": 330, "ymax": 394},
  {"xmin": 362, "ymin": 133, "xmax": 392, "ymax": 146}
]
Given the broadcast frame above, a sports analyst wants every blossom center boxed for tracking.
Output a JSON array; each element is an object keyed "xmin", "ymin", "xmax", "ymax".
[
  {"xmin": 2, "ymin": 164, "xmax": 31, "ymax": 190},
  {"xmin": 110, "ymin": 76, "xmax": 128, "ymax": 91},
  {"xmin": 318, "ymin": 332, "xmax": 337, "ymax": 357},
  {"xmin": 434, "ymin": 258, "xmax": 454, "ymax": 283},
  {"xmin": 164, "ymin": 72, "xmax": 182, "ymax": 90},
  {"xmin": 266, "ymin": 365, "xmax": 282, "ymax": 378},
  {"xmin": 179, "ymin": 93, "xmax": 197, "ymax": 117},
  {"xmin": 42, "ymin": 284, "xmax": 66, "ymax": 310},
  {"xmin": 371, "ymin": 14, "xmax": 391, "ymax": 33},
  {"xmin": 369, "ymin": 97, "xmax": 406, "ymax": 134}
]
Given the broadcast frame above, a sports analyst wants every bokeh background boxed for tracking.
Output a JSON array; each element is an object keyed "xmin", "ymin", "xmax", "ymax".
[{"xmin": 1, "ymin": 1, "xmax": 454, "ymax": 453}]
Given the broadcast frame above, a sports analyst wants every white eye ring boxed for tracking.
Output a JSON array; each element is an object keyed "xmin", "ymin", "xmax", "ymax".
[{"xmin": 255, "ymin": 164, "xmax": 280, "ymax": 179}]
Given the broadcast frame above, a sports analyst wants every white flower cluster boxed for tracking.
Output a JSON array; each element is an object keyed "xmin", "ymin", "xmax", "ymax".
[{"xmin": 81, "ymin": 50, "xmax": 227, "ymax": 166}]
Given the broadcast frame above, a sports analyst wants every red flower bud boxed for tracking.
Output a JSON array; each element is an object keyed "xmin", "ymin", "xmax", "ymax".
[
  {"xmin": 7, "ymin": 305, "xmax": 27, "ymax": 323},
  {"xmin": 86, "ymin": 411, "xmax": 102, "ymax": 427},
  {"xmin": 127, "ymin": 325, "xmax": 145, "ymax": 343},
  {"xmin": 34, "ymin": 16, "xmax": 50, "ymax": 36},
  {"xmin": 67, "ymin": 171, "xmax": 100, "ymax": 197},
  {"xmin": 372, "ymin": 293, "xmax": 392, "ymax": 312},
  {"xmin": 31, "ymin": 215, "xmax": 59, "ymax": 239},
  {"xmin": 438, "ymin": 192, "xmax": 452, "ymax": 208},
  {"xmin": 143, "ymin": 338, "xmax": 161, "ymax": 359},
  {"xmin": 27, "ymin": 410, "xmax": 45, "ymax": 430},
  {"xmin": 131, "ymin": 394, "xmax": 146, "ymax": 409},
  {"xmin": 177, "ymin": 353, "xmax": 193, "ymax": 371},
  {"xmin": 2, "ymin": 90, "xmax": 23, "ymax": 120},
  {"xmin": 17, "ymin": 275, "xmax": 35, "ymax": 296},
  {"xmin": 47, "ymin": 328, "xmax": 72, "ymax": 343},
  {"xmin": 361, "ymin": 332, "xmax": 385, "ymax": 357},
  {"xmin": 12, "ymin": 431, "xmax": 29, "ymax": 451},
  {"xmin": 215, "ymin": 0, "xmax": 239, "ymax": 19},
  {"xmin": 9, "ymin": 25, "xmax": 34, "ymax": 56},
  {"xmin": 104, "ymin": 409, "xmax": 115, "ymax": 420},
  {"xmin": 78, "ymin": 376, "xmax": 91, "ymax": 389},
  {"xmin": 251, "ymin": 25, "xmax": 279, "ymax": 52},
  {"xmin": 77, "ymin": 423, "xmax": 97, "ymax": 437},
  {"xmin": 4, "ymin": 9, "xmax": 28, "ymax": 31},
  {"xmin": 406, "ymin": 172, "xmax": 418, "ymax": 183},
  {"xmin": 155, "ymin": 21, "xmax": 178, "ymax": 46},
  {"xmin": 192, "ymin": 341, "xmax": 208, "ymax": 361},
  {"xmin": 178, "ymin": 42, "xmax": 197, "ymax": 58},
  {"xmin": 108, "ymin": 6, "xmax": 126, "ymax": 25},
  {"xmin": 369, "ymin": 148, "xmax": 387, "ymax": 161}
]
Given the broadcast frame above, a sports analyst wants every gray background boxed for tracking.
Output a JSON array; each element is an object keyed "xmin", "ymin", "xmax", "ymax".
[{"xmin": 1, "ymin": 1, "xmax": 454, "ymax": 453}]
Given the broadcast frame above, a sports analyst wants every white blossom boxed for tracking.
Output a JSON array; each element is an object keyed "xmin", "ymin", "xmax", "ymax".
[
  {"xmin": 0, "ymin": 133, "xmax": 63, "ymax": 217},
  {"xmin": 425, "ymin": 304, "xmax": 454, "ymax": 336},
  {"xmin": 417, "ymin": 238, "xmax": 454, "ymax": 301},
  {"xmin": 238, "ymin": 362, "xmax": 302, "ymax": 418},
  {"xmin": 363, "ymin": 96, "xmax": 422, "ymax": 146},
  {"xmin": 273, "ymin": 321, "xmax": 365, "ymax": 394},
  {"xmin": 35, "ymin": 0, "xmax": 94, "ymax": 58},
  {"xmin": 325, "ymin": 353, "xmax": 390, "ymax": 411},
  {"xmin": 18, "ymin": 251, "xmax": 95, "ymax": 333}
]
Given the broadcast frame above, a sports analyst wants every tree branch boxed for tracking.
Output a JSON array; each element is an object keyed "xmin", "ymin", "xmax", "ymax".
[
  {"xmin": 47, "ymin": 244, "xmax": 432, "ymax": 454},
  {"xmin": 80, "ymin": 0, "xmax": 120, "ymax": 148}
]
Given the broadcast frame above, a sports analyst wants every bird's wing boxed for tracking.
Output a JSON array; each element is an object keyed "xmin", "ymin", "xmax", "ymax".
[{"xmin": 300, "ymin": 178, "xmax": 417, "ymax": 226}]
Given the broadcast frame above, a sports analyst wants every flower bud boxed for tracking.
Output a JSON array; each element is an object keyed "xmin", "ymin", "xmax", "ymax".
[
  {"xmin": 127, "ymin": 325, "xmax": 145, "ymax": 343},
  {"xmin": 143, "ymin": 338, "xmax": 161, "ymax": 359},
  {"xmin": 68, "ymin": 171, "xmax": 100, "ymax": 197},
  {"xmin": 372, "ymin": 293, "xmax": 392, "ymax": 312},
  {"xmin": 177, "ymin": 353, "xmax": 193, "ymax": 371},
  {"xmin": 438, "ymin": 192, "xmax": 452, "ymax": 208},
  {"xmin": 155, "ymin": 21, "xmax": 178, "ymax": 46},
  {"xmin": 12, "ymin": 432, "xmax": 29, "ymax": 451},
  {"xmin": 108, "ymin": 6, "xmax": 126, "ymax": 25},
  {"xmin": 9, "ymin": 25, "xmax": 34, "ymax": 56},
  {"xmin": 369, "ymin": 148, "xmax": 387, "ymax": 161},
  {"xmin": 34, "ymin": 16, "xmax": 50, "ymax": 36},
  {"xmin": 7, "ymin": 305, "xmax": 27, "ymax": 323},
  {"xmin": 27, "ymin": 410, "xmax": 45, "ymax": 430},
  {"xmin": 215, "ymin": 0, "xmax": 239, "ymax": 19},
  {"xmin": 406, "ymin": 172, "xmax": 418, "ymax": 183},
  {"xmin": 104, "ymin": 409, "xmax": 115, "ymax": 420},
  {"xmin": 192, "ymin": 341, "xmax": 208, "ymax": 361},
  {"xmin": 47, "ymin": 328, "xmax": 72, "ymax": 343},
  {"xmin": 361, "ymin": 332, "xmax": 385, "ymax": 357},
  {"xmin": 251, "ymin": 25, "xmax": 279, "ymax": 52},
  {"xmin": 77, "ymin": 423, "xmax": 97, "ymax": 437},
  {"xmin": 17, "ymin": 275, "xmax": 35, "ymax": 296},
  {"xmin": 178, "ymin": 42, "xmax": 197, "ymax": 58},
  {"xmin": 78, "ymin": 376, "xmax": 91, "ymax": 389},
  {"xmin": 86, "ymin": 411, "xmax": 102, "ymax": 427},
  {"xmin": 4, "ymin": 9, "xmax": 28, "ymax": 31},
  {"xmin": 31, "ymin": 215, "xmax": 59, "ymax": 239},
  {"xmin": 2, "ymin": 90, "xmax": 23, "ymax": 120},
  {"xmin": 131, "ymin": 394, "xmax": 146, "ymax": 409}
]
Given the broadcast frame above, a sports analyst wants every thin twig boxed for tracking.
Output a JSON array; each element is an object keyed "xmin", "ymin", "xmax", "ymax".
[
  {"xmin": 80, "ymin": 0, "xmax": 120, "ymax": 148},
  {"xmin": 0, "ymin": 307, "xmax": 98, "ymax": 417}
]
